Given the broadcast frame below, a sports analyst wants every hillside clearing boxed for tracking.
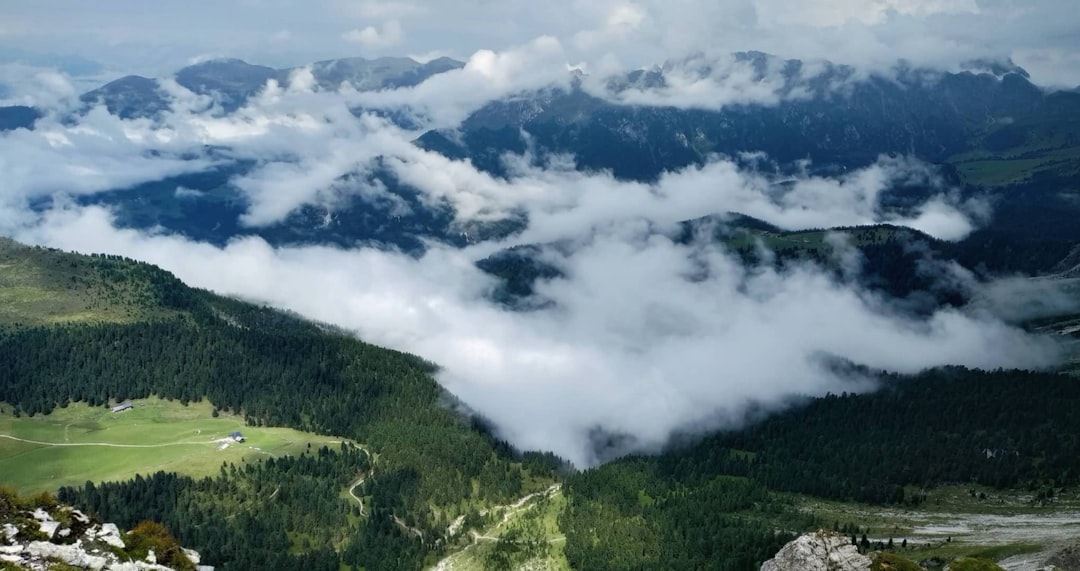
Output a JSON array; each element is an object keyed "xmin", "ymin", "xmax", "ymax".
[{"xmin": 0, "ymin": 397, "xmax": 348, "ymax": 495}]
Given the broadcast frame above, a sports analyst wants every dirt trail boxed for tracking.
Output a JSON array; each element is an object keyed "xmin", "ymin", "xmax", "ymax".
[
  {"xmin": 431, "ymin": 484, "xmax": 563, "ymax": 571},
  {"xmin": 347, "ymin": 477, "xmax": 368, "ymax": 517},
  {"xmin": 0, "ymin": 434, "xmax": 215, "ymax": 448},
  {"xmin": 345, "ymin": 446, "xmax": 373, "ymax": 517}
]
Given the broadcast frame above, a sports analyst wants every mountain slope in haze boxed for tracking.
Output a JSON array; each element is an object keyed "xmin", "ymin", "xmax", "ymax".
[
  {"xmin": 80, "ymin": 75, "xmax": 172, "ymax": 119},
  {"xmin": 477, "ymin": 218, "xmax": 970, "ymax": 314},
  {"xmin": 0, "ymin": 238, "xmax": 558, "ymax": 570},
  {"xmin": 64, "ymin": 52, "xmax": 1080, "ymax": 278},
  {"xmin": 305, "ymin": 55, "xmax": 464, "ymax": 91},
  {"xmin": 78, "ymin": 55, "xmax": 466, "ymax": 119},
  {"xmin": 416, "ymin": 53, "xmax": 1058, "ymax": 181},
  {"xmin": 0, "ymin": 105, "xmax": 40, "ymax": 130}
]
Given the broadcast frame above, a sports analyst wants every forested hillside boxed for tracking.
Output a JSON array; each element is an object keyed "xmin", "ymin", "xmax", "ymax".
[
  {"xmin": 0, "ymin": 240, "xmax": 555, "ymax": 569},
  {"xmin": 561, "ymin": 366, "xmax": 1080, "ymax": 568},
  {"xmin": 4, "ymin": 240, "xmax": 1080, "ymax": 570},
  {"xmin": 62, "ymin": 445, "xmax": 375, "ymax": 571}
]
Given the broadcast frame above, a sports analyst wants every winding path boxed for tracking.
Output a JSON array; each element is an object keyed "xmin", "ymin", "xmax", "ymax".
[
  {"xmin": 0, "ymin": 434, "xmax": 216, "ymax": 449},
  {"xmin": 347, "ymin": 476, "xmax": 368, "ymax": 517},
  {"xmin": 345, "ymin": 446, "xmax": 374, "ymax": 518},
  {"xmin": 430, "ymin": 484, "xmax": 563, "ymax": 571}
]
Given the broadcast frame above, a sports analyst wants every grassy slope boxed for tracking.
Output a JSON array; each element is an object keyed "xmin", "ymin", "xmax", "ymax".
[
  {"xmin": 950, "ymin": 145, "xmax": 1080, "ymax": 187},
  {"xmin": 0, "ymin": 238, "xmax": 182, "ymax": 326},
  {"xmin": 0, "ymin": 397, "xmax": 347, "ymax": 496},
  {"xmin": 0, "ymin": 239, "xmax": 348, "ymax": 494},
  {"xmin": 432, "ymin": 486, "xmax": 570, "ymax": 571},
  {"xmin": 947, "ymin": 97, "xmax": 1080, "ymax": 187}
]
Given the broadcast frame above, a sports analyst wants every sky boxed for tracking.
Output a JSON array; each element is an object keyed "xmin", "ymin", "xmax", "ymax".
[
  {"xmin": 1, "ymin": 1, "xmax": 1078, "ymax": 465},
  {"xmin": 2, "ymin": 0, "xmax": 1080, "ymax": 86}
]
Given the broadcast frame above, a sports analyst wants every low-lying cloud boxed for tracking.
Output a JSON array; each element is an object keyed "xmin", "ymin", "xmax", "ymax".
[
  {"xmin": 14, "ymin": 204, "xmax": 1063, "ymax": 466},
  {"xmin": 0, "ymin": 58, "xmax": 1070, "ymax": 466}
]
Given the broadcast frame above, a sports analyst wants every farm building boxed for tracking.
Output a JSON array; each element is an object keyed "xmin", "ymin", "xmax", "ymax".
[
  {"xmin": 110, "ymin": 402, "xmax": 133, "ymax": 413},
  {"xmin": 229, "ymin": 431, "xmax": 245, "ymax": 443}
]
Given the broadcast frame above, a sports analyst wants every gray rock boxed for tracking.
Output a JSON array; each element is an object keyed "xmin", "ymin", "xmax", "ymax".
[
  {"xmin": 761, "ymin": 530, "xmax": 871, "ymax": 571},
  {"xmin": 97, "ymin": 523, "xmax": 126, "ymax": 548},
  {"xmin": 28, "ymin": 540, "xmax": 109, "ymax": 570}
]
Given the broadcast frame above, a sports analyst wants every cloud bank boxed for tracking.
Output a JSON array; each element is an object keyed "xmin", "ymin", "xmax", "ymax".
[
  {"xmin": 3, "ymin": 1, "xmax": 1079, "ymax": 86},
  {"xmin": 0, "ymin": 72, "xmax": 1069, "ymax": 466}
]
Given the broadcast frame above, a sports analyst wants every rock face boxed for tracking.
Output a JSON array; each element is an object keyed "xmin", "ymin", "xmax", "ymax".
[
  {"xmin": 1, "ymin": 503, "xmax": 209, "ymax": 570},
  {"xmin": 761, "ymin": 530, "xmax": 871, "ymax": 571}
]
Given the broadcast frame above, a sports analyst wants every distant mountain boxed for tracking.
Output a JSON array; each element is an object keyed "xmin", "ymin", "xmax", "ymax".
[
  {"xmin": 75, "ymin": 159, "xmax": 522, "ymax": 254},
  {"xmin": 0, "ymin": 105, "xmax": 40, "ymax": 131},
  {"xmin": 58, "ymin": 52, "xmax": 1080, "ymax": 280},
  {"xmin": 174, "ymin": 58, "xmax": 280, "ymax": 112},
  {"xmin": 80, "ymin": 75, "xmax": 170, "ymax": 119},
  {"xmin": 418, "ymin": 52, "xmax": 1055, "ymax": 181},
  {"xmin": 302, "ymin": 55, "xmax": 464, "ymax": 91},
  {"xmin": 78, "ymin": 55, "xmax": 465, "ymax": 119}
]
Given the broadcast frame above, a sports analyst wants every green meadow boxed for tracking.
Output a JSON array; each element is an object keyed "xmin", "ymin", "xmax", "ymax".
[{"xmin": 0, "ymin": 397, "xmax": 348, "ymax": 495}]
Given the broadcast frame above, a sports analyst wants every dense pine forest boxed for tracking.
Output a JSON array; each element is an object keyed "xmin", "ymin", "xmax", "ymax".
[
  {"xmin": 560, "ymin": 458, "xmax": 808, "ymax": 571},
  {"xmin": 0, "ymin": 241, "xmax": 555, "ymax": 569},
  {"xmin": 559, "ymin": 366, "xmax": 1080, "ymax": 567}
]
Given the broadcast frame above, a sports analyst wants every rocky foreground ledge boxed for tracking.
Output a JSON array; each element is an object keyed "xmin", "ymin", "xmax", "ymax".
[
  {"xmin": 1, "ymin": 489, "xmax": 209, "ymax": 571},
  {"xmin": 760, "ymin": 530, "xmax": 1074, "ymax": 571}
]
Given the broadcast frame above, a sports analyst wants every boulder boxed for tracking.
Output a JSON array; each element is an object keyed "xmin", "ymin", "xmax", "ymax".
[
  {"xmin": 27, "ymin": 540, "xmax": 109, "ymax": 570},
  {"xmin": 761, "ymin": 530, "xmax": 872, "ymax": 571}
]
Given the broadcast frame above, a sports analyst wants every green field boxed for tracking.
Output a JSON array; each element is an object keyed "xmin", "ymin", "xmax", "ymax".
[
  {"xmin": 0, "ymin": 397, "xmax": 349, "ymax": 495},
  {"xmin": 949, "ymin": 144, "xmax": 1080, "ymax": 187}
]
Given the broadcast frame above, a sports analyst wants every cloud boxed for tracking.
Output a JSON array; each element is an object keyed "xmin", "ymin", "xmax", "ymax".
[
  {"xmin": 0, "ymin": 106, "xmax": 215, "ymax": 215},
  {"xmin": 10, "ymin": 203, "xmax": 1062, "ymax": 467},
  {"xmin": 0, "ymin": 63, "xmax": 80, "ymax": 108},
  {"xmin": 0, "ymin": 55, "xmax": 1068, "ymax": 468},
  {"xmin": 342, "ymin": 20, "xmax": 404, "ymax": 49},
  {"xmin": 333, "ymin": 0, "xmax": 426, "ymax": 20},
  {"xmin": 347, "ymin": 35, "xmax": 574, "ymax": 126},
  {"xmin": 754, "ymin": 0, "xmax": 979, "ymax": 28},
  {"xmin": 4, "ymin": 1, "xmax": 1078, "ymax": 86}
]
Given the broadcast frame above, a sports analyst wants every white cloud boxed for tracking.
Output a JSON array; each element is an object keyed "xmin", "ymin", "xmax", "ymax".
[
  {"xmin": 11, "ymin": 203, "xmax": 1062, "ymax": 466},
  {"xmin": 0, "ymin": 63, "xmax": 79, "ymax": 108},
  {"xmin": 3, "ymin": 1, "xmax": 1078, "ymax": 85},
  {"xmin": 342, "ymin": 20, "xmax": 404, "ymax": 49},
  {"xmin": 347, "ymin": 35, "xmax": 573, "ymax": 126},
  {"xmin": 755, "ymin": 0, "xmax": 979, "ymax": 28},
  {"xmin": 0, "ymin": 46, "xmax": 1069, "ymax": 467}
]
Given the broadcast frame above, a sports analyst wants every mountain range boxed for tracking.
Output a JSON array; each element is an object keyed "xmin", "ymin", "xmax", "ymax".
[{"xmin": 3, "ymin": 49, "xmax": 1080, "ymax": 570}]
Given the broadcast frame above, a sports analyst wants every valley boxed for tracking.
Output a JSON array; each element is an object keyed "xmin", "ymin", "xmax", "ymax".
[{"xmin": 2, "ymin": 9, "xmax": 1080, "ymax": 569}]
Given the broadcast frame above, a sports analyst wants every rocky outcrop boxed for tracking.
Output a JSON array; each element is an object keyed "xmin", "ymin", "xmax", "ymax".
[
  {"xmin": 1045, "ymin": 542, "xmax": 1080, "ymax": 570},
  {"xmin": 1, "ymin": 502, "xmax": 209, "ymax": 570},
  {"xmin": 760, "ymin": 530, "xmax": 871, "ymax": 571}
]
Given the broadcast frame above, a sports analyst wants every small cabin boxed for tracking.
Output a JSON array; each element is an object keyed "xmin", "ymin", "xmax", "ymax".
[
  {"xmin": 110, "ymin": 402, "xmax": 133, "ymax": 413},
  {"xmin": 229, "ymin": 431, "xmax": 245, "ymax": 443}
]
